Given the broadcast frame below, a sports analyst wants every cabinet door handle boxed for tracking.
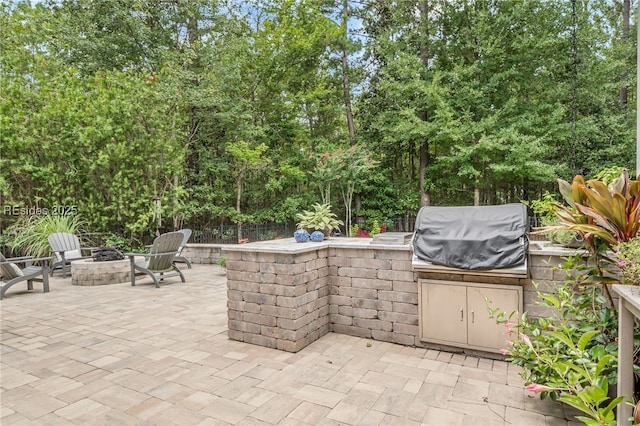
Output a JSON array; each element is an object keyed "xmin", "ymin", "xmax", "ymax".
[
  {"xmin": 471, "ymin": 310, "xmax": 475, "ymax": 323},
  {"xmin": 460, "ymin": 308, "xmax": 464, "ymax": 321}
]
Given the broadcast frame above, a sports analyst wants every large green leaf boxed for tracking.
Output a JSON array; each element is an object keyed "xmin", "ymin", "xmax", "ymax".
[
  {"xmin": 576, "ymin": 330, "xmax": 599, "ymax": 351},
  {"xmin": 546, "ymin": 331, "xmax": 575, "ymax": 349}
]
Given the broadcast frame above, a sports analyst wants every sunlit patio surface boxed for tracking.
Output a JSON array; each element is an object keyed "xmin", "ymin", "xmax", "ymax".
[{"xmin": 1, "ymin": 264, "xmax": 582, "ymax": 425}]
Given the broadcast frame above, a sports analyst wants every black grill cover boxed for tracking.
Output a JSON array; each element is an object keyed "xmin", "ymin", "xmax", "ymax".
[{"xmin": 412, "ymin": 204, "xmax": 528, "ymax": 270}]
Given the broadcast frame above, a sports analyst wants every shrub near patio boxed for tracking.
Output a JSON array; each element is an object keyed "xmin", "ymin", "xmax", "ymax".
[
  {"xmin": 295, "ymin": 203, "xmax": 343, "ymax": 238},
  {"xmin": 492, "ymin": 170, "xmax": 640, "ymax": 426},
  {"xmin": 5, "ymin": 214, "xmax": 85, "ymax": 258},
  {"xmin": 616, "ymin": 237, "xmax": 640, "ymax": 286}
]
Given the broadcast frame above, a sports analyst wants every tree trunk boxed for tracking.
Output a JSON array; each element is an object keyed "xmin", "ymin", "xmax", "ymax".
[
  {"xmin": 340, "ymin": 0, "xmax": 361, "ymax": 218},
  {"xmin": 418, "ymin": 0, "xmax": 431, "ymax": 207},
  {"xmin": 341, "ymin": 0, "xmax": 356, "ymax": 144},
  {"xmin": 474, "ymin": 179, "xmax": 480, "ymax": 206},
  {"xmin": 620, "ymin": 0, "xmax": 630, "ymax": 108},
  {"xmin": 419, "ymin": 140, "xmax": 430, "ymax": 206},
  {"xmin": 236, "ymin": 172, "xmax": 243, "ymax": 241},
  {"xmin": 173, "ymin": 174, "xmax": 180, "ymax": 230}
]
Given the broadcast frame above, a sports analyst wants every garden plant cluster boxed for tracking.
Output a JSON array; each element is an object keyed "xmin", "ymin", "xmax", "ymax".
[{"xmin": 491, "ymin": 170, "xmax": 640, "ymax": 426}]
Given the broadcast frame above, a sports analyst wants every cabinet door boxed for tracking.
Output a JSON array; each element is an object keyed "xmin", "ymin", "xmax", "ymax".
[
  {"xmin": 466, "ymin": 286, "xmax": 520, "ymax": 351},
  {"xmin": 420, "ymin": 282, "xmax": 467, "ymax": 345}
]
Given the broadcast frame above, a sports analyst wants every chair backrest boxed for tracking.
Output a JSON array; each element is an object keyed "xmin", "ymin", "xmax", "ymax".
[
  {"xmin": 48, "ymin": 233, "xmax": 82, "ymax": 260},
  {"xmin": 177, "ymin": 229, "xmax": 192, "ymax": 252},
  {"xmin": 148, "ymin": 232, "xmax": 184, "ymax": 271},
  {"xmin": 0, "ymin": 253, "xmax": 23, "ymax": 280}
]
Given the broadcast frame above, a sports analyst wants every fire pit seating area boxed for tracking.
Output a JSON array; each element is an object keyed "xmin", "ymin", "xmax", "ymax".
[
  {"xmin": 222, "ymin": 204, "xmax": 570, "ymax": 355},
  {"xmin": 68, "ymin": 245, "xmax": 127, "ymax": 286},
  {"xmin": 69, "ymin": 232, "xmax": 186, "ymax": 287}
]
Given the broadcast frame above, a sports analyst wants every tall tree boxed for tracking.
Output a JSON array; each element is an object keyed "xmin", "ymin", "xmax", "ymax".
[{"xmin": 620, "ymin": 0, "xmax": 630, "ymax": 108}]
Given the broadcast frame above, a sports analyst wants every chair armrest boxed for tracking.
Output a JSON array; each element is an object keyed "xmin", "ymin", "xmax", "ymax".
[
  {"xmin": 2, "ymin": 256, "xmax": 54, "ymax": 266},
  {"xmin": 4, "ymin": 256, "xmax": 35, "ymax": 262},
  {"xmin": 126, "ymin": 252, "xmax": 177, "ymax": 259}
]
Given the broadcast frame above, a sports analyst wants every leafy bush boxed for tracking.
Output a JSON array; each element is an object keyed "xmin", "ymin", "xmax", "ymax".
[
  {"xmin": 593, "ymin": 166, "xmax": 628, "ymax": 185},
  {"xmin": 615, "ymin": 237, "xmax": 640, "ymax": 285},
  {"xmin": 296, "ymin": 203, "xmax": 343, "ymax": 235},
  {"xmin": 490, "ymin": 254, "xmax": 638, "ymax": 425},
  {"xmin": 103, "ymin": 233, "xmax": 141, "ymax": 253},
  {"xmin": 526, "ymin": 191, "xmax": 582, "ymax": 246},
  {"xmin": 547, "ymin": 171, "xmax": 640, "ymax": 309},
  {"xmin": 6, "ymin": 214, "xmax": 84, "ymax": 258},
  {"xmin": 526, "ymin": 191, "xmax": 560, "ymax": 223},
  {"xmin": 510, "ymin": 170, "xmax": 640, "ymax": 424},
  {"xmin": 370, "ymin": 220, "xmax": 381, "ymax": 237}
]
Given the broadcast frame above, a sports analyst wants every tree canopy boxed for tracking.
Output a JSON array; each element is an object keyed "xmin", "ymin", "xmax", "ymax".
[{"xmin": 1, "ymin": 0, "xmax": 636, "ymax": 238}]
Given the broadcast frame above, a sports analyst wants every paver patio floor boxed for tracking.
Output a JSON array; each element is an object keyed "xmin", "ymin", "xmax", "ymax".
[{"xmin": 1, "ymin": 264, "xmax": 581, "ymax": 425}]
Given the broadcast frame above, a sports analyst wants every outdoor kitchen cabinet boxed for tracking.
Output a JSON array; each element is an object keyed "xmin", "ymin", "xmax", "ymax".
[{"xmin": 418, "ymin": 279, "xmax": 523, "ymax": 353}]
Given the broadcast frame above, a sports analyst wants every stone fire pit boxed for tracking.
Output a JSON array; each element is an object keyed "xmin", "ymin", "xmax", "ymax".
[{"xmin": 71, "ymin": 258, "xmax": 131, "ymax": 286}]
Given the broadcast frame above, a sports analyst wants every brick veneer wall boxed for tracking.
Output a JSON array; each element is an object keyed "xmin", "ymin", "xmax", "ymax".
[
  {"xmin": 328, "ymin": 246, "xmax": 419, "ymax": 346},
  {"xmin": 222, "ymin": 240, "xmax": 577, "ymax": 352},
  {"xmin": 180, "ymin": 244, "xmax": 225, "ymax": 264},
  {"xmin": 224, "ymin": 247, "xmax": 330, "ymax": 352}
]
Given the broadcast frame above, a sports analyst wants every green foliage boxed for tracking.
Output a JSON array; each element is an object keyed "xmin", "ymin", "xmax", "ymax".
[
  {"xmin": 490, "ymin": 268, "xmax": 626, "ymax": 424},
  {"xmin": 541, "ymin": 170, "xmax": 640, "ymax": 315},
  {"xmin": 370, "ymin": 220, "xmax": 381, "ymax": 237},
  {"xmin": 226, "ymin": 140, "xmax": 271, "ymax": 231},
  {"xmin": 357, "ymin": 166, "xmax": 420, "ymax": 219},
  {"xmin": 103, "ymin": 233, "xmax": 141, "ymax": 253},
  {"xmin": 593, "ymin": 166, "xmax": 629, "ymax": 186},
  {"xmin": 309, "ymin": 144, "xmax": 378, "ymax": 235},
  {"xmin": 0, "ymin": 19, "xmax": 188, "ymax": 235},
  {"xmin": 296, "ymin": 203, "xmax": 343, "ymax": 235},
  {"xmin": 217, "ymin": 256, "xmax": 227, "ymax": 268},
  {"xmin": 358, "ymin": 0, "xmax": 633, "ymax": 206},
  {"xmin": 226, "ymin": 141, "xmax": 270, "ymax": 169},
  {"xmin": 531, "ymin": 332, "xmax": 622, "ymax": 426},
  {"xmin": 526, "ymin": 192, "xmax": 560, "ymax": 223},
  {"xmin": 254, "ymin": 196, "xmax": 308, "ymax": 224},
  {"xmin": 311, "ymin": 149, "xmax": 343, "ymax": 205},
  {"xmin": 0, "ymin": 0, "xmax": 636, "ymax": 234},
  {"xmin": 526, "ymin": 192, "xmax": 581, "ymax": 247},
  {"xmin": 615, "ymin": 238, "xmax": 640, "ymax": 285},
  {"xmin": 5, "ymin": 214, "xmax": 84, "ymax": 258},
  {"xmin": 491, "ymin": 246, "xmax": 640, "ymax": 425}
]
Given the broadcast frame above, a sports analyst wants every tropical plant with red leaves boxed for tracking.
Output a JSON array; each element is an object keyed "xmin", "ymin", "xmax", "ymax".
[
  {"xmin": 554, "ymin": 170, "xmax": 640, "ymax": 251},
  {"xmin": 546, "ymin": 170, "xmax": 640, "ymax": 306}
]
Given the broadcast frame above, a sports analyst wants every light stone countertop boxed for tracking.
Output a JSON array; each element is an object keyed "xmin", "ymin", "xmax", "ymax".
[{"xmin": 219, "ymin": 236, "xmax": 584, "ymax": 257}]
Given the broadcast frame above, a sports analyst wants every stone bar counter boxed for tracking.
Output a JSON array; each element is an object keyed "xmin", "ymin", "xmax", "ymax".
[{"xmin": 222, "ymin": 238, "xmax": 578, "ymax": 353}]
